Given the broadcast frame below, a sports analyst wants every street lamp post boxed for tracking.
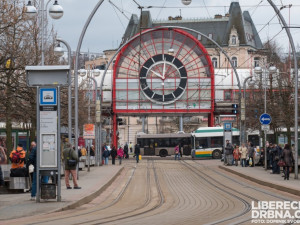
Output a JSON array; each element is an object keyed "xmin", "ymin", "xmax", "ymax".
[
  {"xmin": 254, "ymin": 66, "xmax": 276, "ymax": 170},
  {"xmin": 242, "ymin": 75, "xmax": 255, "ymax": 144},
  {"xmin": 26, "ymin": 0, "xmax": 64, "ymax": 66},
  {"xmin": 54, "ymin": 38, "xmax": 72, "ymax": 142},
  {"xmin": 79, "ymin": 69, "xmax": 101, "ymax": 171}
]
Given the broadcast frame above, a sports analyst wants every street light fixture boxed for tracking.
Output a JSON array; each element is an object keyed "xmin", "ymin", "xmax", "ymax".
[
  {"xmin": 254, "ymin": 66, "xmax": 276, "ymax": 170},
  {"xmin": 25, "ymin": 1, "xmax": 37, "ymax": 19},
  {"xmin": 49, "ymin": 0, "xmax": 64, "ymax": 19},
  {"xmin": 78, "ymin": 69, "xmax": 101, "ymax": 169},
  {"xmin": 54, "ymin": 44, "xmax": 64, "ymax": 57},
  {"xmin": 25, "ymin": 0, "xmax": 64, "ymax": 65}
]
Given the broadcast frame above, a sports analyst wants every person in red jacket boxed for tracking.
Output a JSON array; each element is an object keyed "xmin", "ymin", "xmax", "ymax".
[{"xmin": 117, "ymin": 146, "xmax": 124, "ymax": 165}]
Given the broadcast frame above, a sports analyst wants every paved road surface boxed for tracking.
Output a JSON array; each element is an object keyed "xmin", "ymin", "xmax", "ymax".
[{"xmin": 2, "ymin": 160, "xmax": 300, "ymax": 225}]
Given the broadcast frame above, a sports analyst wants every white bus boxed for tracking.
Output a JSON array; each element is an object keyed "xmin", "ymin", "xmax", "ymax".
[
  {"xmin": 136, "ymin": 133, "xmax": 192, "ymax": 157},
  {"xmin": 191, "ymin": 127, "xmax": 240, "ymax": 159}
]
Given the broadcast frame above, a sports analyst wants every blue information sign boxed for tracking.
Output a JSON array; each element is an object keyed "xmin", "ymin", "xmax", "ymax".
[
  {"xmin": 40, "ymin": 88, "xmax": 57, "ymax": 105},
  {"xmin": 260, "ymin": 113, "xmax": 271, "ymax": 125},
  {"xmin": 224, "ymin": 122, "xmax": 232, "ymax": 131}
]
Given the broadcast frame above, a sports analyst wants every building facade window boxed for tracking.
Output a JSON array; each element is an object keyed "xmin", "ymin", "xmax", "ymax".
[
  {"xmin": 224, "ymin": 90, "xmax": 232, "ymax": 101},
  {"xmin": 197, "ymin": 34, "xmax": 201, "ymax": 41},
  {"xmin": 254, "ymin": 57, "xmax": 260, "ymax": 67},
  {"xmin": 231, "ymin": 35, "xmax": 236, "ymax": 45},
  {"xmin": 231, "ymin": 56, "xmax": 237, "ymax": 67},
  {"xmin": 212, "ymin": 57, "xmax": 218, "ymax": 68}
]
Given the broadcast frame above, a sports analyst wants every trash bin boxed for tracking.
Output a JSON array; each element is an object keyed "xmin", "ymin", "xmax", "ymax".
[{"xmin": 41, "ymin": 183, "xmax": 56, "ymax": 199}]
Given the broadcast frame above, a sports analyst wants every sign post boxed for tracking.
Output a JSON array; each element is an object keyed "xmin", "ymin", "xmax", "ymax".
[
  {"xmin": 83, "ymin": 124, "xmax": 95, "ymax": 172},
  {"xmin": 260, "ymin": 113, "xmax": 272, "ymax": 171},
  {"xmin": 26, "ymin": 65, "xmax": 70, "ymax": 202},
  {"xmin": 223, "ymin": 122, "xmax": 232, "ymax": 165}
]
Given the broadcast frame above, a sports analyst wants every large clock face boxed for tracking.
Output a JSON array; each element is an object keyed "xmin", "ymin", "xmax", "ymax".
[{"xmin": 139, "ymin": 54, "xmax": 187, "ymax": 105}]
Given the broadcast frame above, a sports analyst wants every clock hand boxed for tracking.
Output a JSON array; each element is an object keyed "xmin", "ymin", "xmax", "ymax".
[{"xmin": 150, "ymin": 69, "xmax": 163, "ymax": 79}]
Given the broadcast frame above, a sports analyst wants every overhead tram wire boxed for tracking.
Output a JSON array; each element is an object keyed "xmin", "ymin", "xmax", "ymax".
[
  {"xmin": 149, "ymin": 4, "xmax": 300, "ymax": 9},
  {"xmin": 110, "ymin": 3, "xmax": 126, "ymax": 29},
  {"xmin": 108, "ymin": 0, "xmax": 130, "ymax": 20},
  {"xmin": 155, "ymin": 0, "xmax": 167, "ymax": 20}
]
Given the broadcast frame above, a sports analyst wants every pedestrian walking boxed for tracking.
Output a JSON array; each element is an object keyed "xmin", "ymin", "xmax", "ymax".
[
  {"xmin": 117, "ymin": 146, "xmax": 124, "ymax": 165},
  {"xmin": 134, "ymin": 143, "xmax": 140, "ymax": 163},
  {"xmin": 110, "ymin": 145, "xmax": 117, "ymax": 165},
  {"xmin": 174, "ymin": 144, "xmax": 180, "ymax": 160},
  {"xmin": 270, "ymin": 144, "xmax": 280, "ymax": 174},
  {"xmin": 0, "ymin": 146, "xmax": 7, "ymax": 187},
  {"xmin": 233, "ymin": 145, "xmax": 240, "ymax": 166},
  {"xmin": 124, "ymin": 143, "xmax": 129, "ymax": 159},
  {"xmin": 239, "ymin": 143, "xmax": 248, "ymax": 167},
  {"xmin": 224, "ymin": 140, "xmax": 233, "ymax": 166},
  {"xmin": 248, "ymin": 142, "xmax": 255, "ymax": 167},
  {"xmin": 28, "ymin": 141, "xmax": 49, "ymax": 200},
  {"xmin": 129, "ymin": 142, "xmax": 133, "ymax": 153},
  {"xmin": 102, "ymin": 144, "xmax": 110, "ymax": 165},
  {"xmin": 281, "ymin": 144, "xmax": 294, "ymax": 180},
  {"xmin": 63, "ymin": 142, "xmax": 81, "ymax": 189}
]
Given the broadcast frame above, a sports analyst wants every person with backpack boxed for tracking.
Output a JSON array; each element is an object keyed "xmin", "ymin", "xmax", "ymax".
[
  {"xmin": 63, "ymin": 142, "xmax": 81, "ymax": 189},
  {"xmin": 9, "ymin": 143, "xmax": 26, "ymax": 169}
]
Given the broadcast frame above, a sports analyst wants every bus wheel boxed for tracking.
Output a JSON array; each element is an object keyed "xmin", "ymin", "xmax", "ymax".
[
  {"xmin": 212, "ymin": 150, "xmax": 221, "ymax": 159},
  {"xmin": 159, "ymin": 149, "xmax": 168, "ymax": 157}
]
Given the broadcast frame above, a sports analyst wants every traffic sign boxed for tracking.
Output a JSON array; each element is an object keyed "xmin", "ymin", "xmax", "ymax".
[
  {"xmin": 259, "ymin": 113, "xmax": 272, "ymax": 125},
  {"xmin": 261, "ymin": 125, "xmax": 270, "ymax": 131}
]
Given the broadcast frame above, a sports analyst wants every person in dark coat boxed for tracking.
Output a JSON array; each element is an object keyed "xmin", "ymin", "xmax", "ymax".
[
  {"xmin": 110, "ymin": 145, "xmax": 117, "ymax": 165},
  {"xmin": 102, "ymin": 144, "xmax": 110, "ymax": 165},
  {"xmin": 281, "ymin": 144, "xmax": 294, "ymax": 180},
  {"xmin": 124, "ymin": 143, "xmax": 129, "ymax": 159},
  {"xmin": 134, "ymin": 143, "xmax": 140, "ymax": 163},
  {"xmin": 271, "ymin": 144, "xmax": 280, "ymax": 174},
  {"xmin": 28, "ymin": 141, "xmax": 49, "ymax": 200}
]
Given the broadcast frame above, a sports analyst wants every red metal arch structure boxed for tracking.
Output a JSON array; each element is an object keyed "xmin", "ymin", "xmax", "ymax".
[{"xmin": 112, "ymin": 28, "xmax": 214, "ymax": 147}]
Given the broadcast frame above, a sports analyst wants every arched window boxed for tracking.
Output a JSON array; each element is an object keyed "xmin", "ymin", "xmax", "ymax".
[
  {"xmin": 254, "ymin": 57, "xmax": 260, "ymax": 67},
  {"xmin": 212, "ymin": 57, "xmax": 218, "ymax": 68},
  {"xmin": 232, "ymin": 35, "xmax": 237, "ymax": 45},
  {"xmin": 231, "ymin": 57, "xmax": 237, "ymax": 67}
]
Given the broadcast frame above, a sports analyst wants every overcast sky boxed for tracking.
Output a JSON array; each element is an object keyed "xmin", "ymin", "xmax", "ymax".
[{"xmin": 46, "ymin": 0, "xmax": 300, "ymax": 55}]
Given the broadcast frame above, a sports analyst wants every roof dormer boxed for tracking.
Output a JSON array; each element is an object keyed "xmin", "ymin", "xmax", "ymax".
[{"xmin": 229, "ymin": 26, "xmax": 239, "ymax": 47}]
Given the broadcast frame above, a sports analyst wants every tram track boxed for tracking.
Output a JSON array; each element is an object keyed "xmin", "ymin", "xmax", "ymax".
[
  {"xmin": 180, "ymin": 160, "xmax": 254, "ymax": 225},
  {"xmin": 190, "ymin": 160, "xmax": 298, "ymax": 225},
  {"xmin": 22, "ymin": 160, "xmax": 164, "ymax": 225}
]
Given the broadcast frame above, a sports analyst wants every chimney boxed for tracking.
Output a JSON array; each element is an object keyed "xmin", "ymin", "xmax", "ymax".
[{"xmin": 214, "ymin": 14, "xmax": 222, "ymax": 19}]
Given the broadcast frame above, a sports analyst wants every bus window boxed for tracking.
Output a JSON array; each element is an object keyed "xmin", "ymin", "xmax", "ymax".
[
  {"xmin": 195, "ymin": 137, "xmax": 208, "ymax": 148},
  {"xmin": 232, "ymin": 136, "xmax": 240, "ymax": 146},
  {"xmin": 149, "ymin": 139, "xmax": 155, "ymax": 148},
  {"xmin": 210, "ymin": 137, "xmax": 223, "ymax": 147},
  {"xmin": 170, "ymin": 138, "xmax": 178, "ymax": 147}
]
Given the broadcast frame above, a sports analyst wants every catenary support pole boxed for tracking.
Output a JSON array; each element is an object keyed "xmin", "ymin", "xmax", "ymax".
[
  {"xmin": 267, "ymin": 0, "xmax": 298, "ymax": 179},
  {"xmin": 74, "ymin": 0, "xmax": 105, "ymax": 179}
]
